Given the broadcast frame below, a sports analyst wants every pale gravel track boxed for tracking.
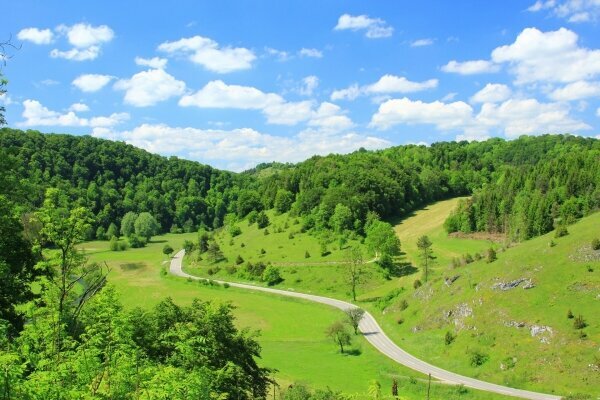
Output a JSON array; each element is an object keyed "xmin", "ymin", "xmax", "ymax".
[{"xmin": 170, "ymin": 249, "xmax": 561, "ymax": 400}]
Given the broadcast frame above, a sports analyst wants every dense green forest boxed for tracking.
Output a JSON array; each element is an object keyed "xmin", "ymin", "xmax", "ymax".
[
  {"xmin": 1, "ymin": 129, "xmax": 599, "ymax": 245},
  {"xmin": 443, "ymin": 136, "xmax": 600, "ymax": 240}
]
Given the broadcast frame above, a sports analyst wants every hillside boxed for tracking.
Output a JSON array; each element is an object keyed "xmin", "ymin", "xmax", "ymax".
[{"xmin": 376, "ymin": 201, "xmax": 600, "ymax": 397}]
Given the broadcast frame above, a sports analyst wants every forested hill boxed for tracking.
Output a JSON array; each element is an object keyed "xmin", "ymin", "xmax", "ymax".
[
  {"xmin": 0, "ymin": 128, "xmax": 245, "ymax": 234},
  {"xmin": 2, "ymin": 128, "xmax": 599, "ymax": 242}
]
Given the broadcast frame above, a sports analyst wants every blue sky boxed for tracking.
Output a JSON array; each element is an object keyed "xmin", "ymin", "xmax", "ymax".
[{"xmin": 2, "ymin": 0, "xmax": 600, "ymax": 171}]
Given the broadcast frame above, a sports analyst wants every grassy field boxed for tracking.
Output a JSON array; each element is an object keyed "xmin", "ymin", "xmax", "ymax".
[
  {"xmin": 393, "ymin": 197, "xmax": 495, "ymax": 271},
  {"xmin": 376, "ymin": 200, "xmax": 600, "ymax": 397},
  {"xmin": 197, "ymin": 209, "xmax": 366, "ymax": 265},
  {"xmin": 81, "ymin": 233, "xmax": 512, "ymax": 399},
  {"xmin": 177, "ymin": 198, "xmax": 600, "ymax": 397}
]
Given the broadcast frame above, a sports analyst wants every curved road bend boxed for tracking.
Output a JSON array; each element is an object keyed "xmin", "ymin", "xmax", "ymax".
[{"xmin": 170, "ymin": 249, "xmax": 561, "ymax": 400}]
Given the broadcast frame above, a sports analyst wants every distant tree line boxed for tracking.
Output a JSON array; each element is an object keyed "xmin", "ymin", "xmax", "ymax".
[{"xmin": 2, "ymin": 129, "xmax": 598, "ymax": 245}]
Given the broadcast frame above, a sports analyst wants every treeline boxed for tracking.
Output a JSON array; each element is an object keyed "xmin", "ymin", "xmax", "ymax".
[
  {"xmin": 2, "ymin": 128, "xmax": 599, "ymax": 243},
  {"xmin": 0, "ymin": 128, "xmax": 244, "ymax": 236},
  {"xmin": 443, "ymin": 135, "xmax": 600, "ymax": 240}
]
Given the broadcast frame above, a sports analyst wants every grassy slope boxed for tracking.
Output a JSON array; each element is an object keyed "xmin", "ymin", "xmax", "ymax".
[
  {"xmin": 377, "ymin": 199, "xmax": 600, "ymax": 397},
  {"xmin": 81, "ymin": 234, "xmax": 511, "ymax": 399},
  {"xmin": 393, "ymin": 197, "xmax": 493, "ymax": 269},
  {"xmin": 181, "ymin": 198, "xmax": 600, "ymax": 396}
]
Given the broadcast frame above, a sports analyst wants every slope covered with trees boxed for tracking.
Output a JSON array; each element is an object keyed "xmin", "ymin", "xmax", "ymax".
[
  {"xmin": 2, "ymin": 128, "xmax": 599, "ymax": 245},
  {"xmin": 444, "ymin": 135, "xmax": 600, "ymax": 241},
  {"xmin": 0, "ymin": 128, "xmax": 244, "ymax": 236}
]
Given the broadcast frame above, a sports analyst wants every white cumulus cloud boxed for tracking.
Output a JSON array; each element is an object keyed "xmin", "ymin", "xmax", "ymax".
[
  {"xmin": 410, "ymin": 38, "xmax": 434, "ymax": 47},
  {"xmin": 331, "ymin": 75, "xmax": 437, "ymax": 101},
  {"xmin": 91, "ymin": 123, "xmax": 388, "ymax": 171},
  {"xmin": 72, "ymin": 74, "xmax": 113, "ymax": 92},
  {"xmin": 477, "ymin": 98, "xmax": 590, "ymax": 137},
  {"xmin": 441, "ymin": 60, "xmax": 500, "ymax": 75},
  {"xmin": 180, "ymin": 80, "xmax": 353, "ymax": 128},
  {"xmin": 491, "ymin": 27, "xmax": 600, "ymax": 84},
  {"xmin": 549, "ymin": 80, "xmax": 600, "ymax": 101},
  {"xmin": 19, "ymin": 99, "xmax": 128, "ymax": 128},
  {"xmin": 334, "ymin": 14, "xmax": 393, "ymax": 38},
  {"xmin": 158, "ymin": 35, "xmax": 256, "ymax": 73},
  {"xmin": 114, "ymin": 69, "xmax": 186, "ymax": 107},
  {"xmin": 17, "ymin": 27, "xmax": 54, "ymax": 44},
  {"xmin": 470, "ymin": 83, "xmax": 512, "ymax": 103},
  {"xmin": 299, "ymin": 48, "xmax": 323, "ymax": 58},
  {"xmin": 69, "ymin": 103, "xmax": 90, "ymax": 112},
  {"xmin": 135, "ymin": 56, "xmax": 168, "ymax": 69},
  {"xmin": 369, "ymin": 95, "xmax": 590, "ymax": 139},
  {"xmin": 299, "ymin": 75, "xmax": 319, "ymax": 96},
  {"xmin": 51, "ymin": 23, "xmax": 114, "ymax": 61},
  {"xmin": 179, "ymin": 80, "xmax": 281, "ymax": 110},
  {"xmin": 370, "ymin": 98, "xmax": 475, "ymax": 131},
  {"xmin": 528, "ymin": 0, "xmax": 600, "ymax": 22}
]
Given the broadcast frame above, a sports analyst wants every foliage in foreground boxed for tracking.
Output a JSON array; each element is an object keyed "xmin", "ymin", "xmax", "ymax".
[{"xmin": 0, "ymin": 287, "xmax": 271, "ymax": 399}]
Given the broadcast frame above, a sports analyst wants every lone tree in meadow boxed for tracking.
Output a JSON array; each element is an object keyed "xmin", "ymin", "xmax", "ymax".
[
  {"xmin": 326, "ymin": 321, "xmax": 352, "ymax": 353},
  {"xmin": 416, "ymin": 235, "xmax": 433, "ymax": 282},
  {"xmin": 365, "ymin": 220, "xmax": 401, "ymax": 260},
  {"xmin": 163, "ymin": 244, "xmax": 174, "ymax": 257},
  {"xmin": 134, "ymin": 212, "xmax": 160, "ymax": 241},
  {"xmin": 344, "ymin": 246, "xmax": 366, "ymax": 301},
  {"xmin": 345, "ymin": 308, "xmax": 365, "ymax": 335}
]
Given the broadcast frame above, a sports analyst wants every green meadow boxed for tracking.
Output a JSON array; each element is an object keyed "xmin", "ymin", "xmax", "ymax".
[{"xmin": 81, "ymin": 228, "xmax": 512, "ymax": 399}]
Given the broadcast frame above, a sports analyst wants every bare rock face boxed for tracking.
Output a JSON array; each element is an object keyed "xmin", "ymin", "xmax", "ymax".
[
  {"xmin": 503, "ymin": 321, "xmax": 553, "ymax": 344},
  {"xmin": 491, "ymin": 277, "xmax": 535, "ymax": 291},
  {"xmin": 523, "ymin": 279, "xmax": 535, "ymax": 289},
  {"xmin": 444, "ymin": 275, "xmax": 460, "ymax": 286}
]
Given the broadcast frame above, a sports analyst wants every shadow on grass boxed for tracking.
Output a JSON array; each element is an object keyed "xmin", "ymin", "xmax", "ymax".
[
  {"xmin": 120, "ymin": 262, "xmax": 146, "ymax": 271},
  {"xmin": 343, "ymin": 348, "xmax": 362, "ymax": 356},
  {"xmin": 387, "ymin": 262, "xmax": 418, "ymax": 278},
  {"xmin": 150, "ymin": 239, "xmax": 168, "ymax": 244}
]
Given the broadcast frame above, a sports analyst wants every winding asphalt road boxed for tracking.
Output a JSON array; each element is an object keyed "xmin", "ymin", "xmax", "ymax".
[{"xmin": 170, "ymin": 249, "xmax": 561, "ymax": 400}]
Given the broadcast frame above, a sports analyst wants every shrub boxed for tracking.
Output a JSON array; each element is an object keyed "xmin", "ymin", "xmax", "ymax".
[
  {"xmin": 549, "ymin": 240, "xmax": 557, "ymax": 247},
  {"xmin": 574, "ymin": 315, "xmax": 587, "ymax": 329},
  {"xmin": 109, "ymin": 236, "xmax": 119, "ymax": 251},
  {"xmin": 229, "ymin": 225, "xmax": 242, "ymax": 237},
  {"xmin": 399, "ymin": 299, "xmax": 408, "ymax": 311},
  {"xmin": 263, "ymin": 228, "xmax": 270, "ymax": 236},
  {"xmin": 567, "ymin": 309, "xmax": 574, "ymax": 319},
  {"xmin": 474, "ymin": 252, "xmax": 482, "ymax": 261},
  {"xmin": 396, "ymin": 317, "xmax": 404, "ymax": 325},
  {"xmin": 245, "ymin": 261, "xmax": 267, "ymax": 278},
  {"xmin": 463, "ymin": 253, "xmax": 474, "ymax": 264},
  {"xmin": 225, "ymin": 265, "xmax": 237, "ymax": 275},
  {"xmin": 183, "ymin": 240, "xmax": 195, "ymax": 253},
  {"xmin": 235, "ymin": 255, "xmax": 244, "ymax": 265},
  {"xmin": 445, "ymin": 331, "xmax": 456, "ymax": 345},
  {"xmin": 162, "ymin": 244, "xmax": 174, "ymax": 256},
  {"xmin": 288, "ymin": 232, "xmax": 295, "ymax": 239},
  {"xmin": 486, "ymin": 248, "xmax": 497, "ymax": 263},
  {"xmin": 304, "ymin": 250, "xmax": 310, "ymax": 258},
  {"xmin": 555, "ymin": 225, "xmax": 569, "ymax": 238},
  {"xmin": 260, "ymin": 248, "xmax": 266, "ymax": 255},
  {"xmin": 413, "ymin": 279, "xmax": 422, "ymax": 289},
  {"xmin": 262, "ymin": 266, "xmax": 283, "ymax": 286},
  {"xmin": 592, "ymin": 238, "xmax": 600, "ymax": 250},
  {"xmin": 451, "ymin": 257, "xmax": 461, "ymax": 268},
  {"xmin": 118, "ymin": 241, "xmax": 128, "ymax": 251},
  {"xmin": 96, "ymin": 226, "xmax": 107, "ymax": 241},
  {"xmin": 223, "ymin": 282, "xmax": 230, "ymax": 289},
  {"xmin": 128, "ymin": 234, "xmax": 147, "ymax": 248},
  {"xmin": 469, "ymin": 350, "xmax": 489, "ymax": 366},
  {"xmin": 320, "ymin": 242, "xmax": 328, "ymax": 257}
]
